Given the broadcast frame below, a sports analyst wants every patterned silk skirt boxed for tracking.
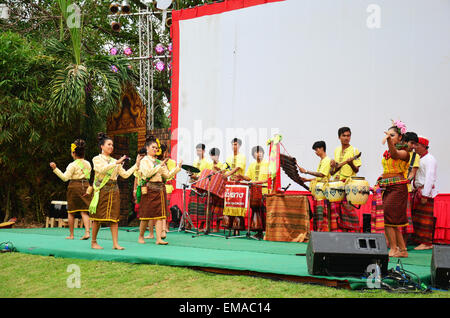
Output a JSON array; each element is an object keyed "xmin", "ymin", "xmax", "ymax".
[{"xmin": 139, "ymin": 182, "xmax": 168, "ymax": 221}]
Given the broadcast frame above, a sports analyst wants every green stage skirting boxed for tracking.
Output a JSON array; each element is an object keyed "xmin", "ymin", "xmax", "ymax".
[{"xmin": 0, "ymin": 227, "xmax": 435, "ymax": 290}]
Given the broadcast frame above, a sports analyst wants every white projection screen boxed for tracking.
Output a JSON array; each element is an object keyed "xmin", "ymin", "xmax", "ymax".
[{"xmin": 171, "ymin": 0, "xmax": 450, "ymax": 193}]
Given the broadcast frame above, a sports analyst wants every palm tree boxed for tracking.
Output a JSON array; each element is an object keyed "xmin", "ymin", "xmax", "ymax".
[{"xmin": 49, "ymin": 0, "xmax": 137, "ymax": 154}]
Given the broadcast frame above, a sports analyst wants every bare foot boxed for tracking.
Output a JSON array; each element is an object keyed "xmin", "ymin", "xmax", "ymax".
[
  {"xmin": 80, "ymin": 234, "xmax": 90, "ymax": 240},
  {"xmin": 393, "ymin": 249, "xmax": 409, "ymax": 258},
  {"xmin": 388, "ymin": 248, "xmax": 398, "ymax": 257},
  {"xmin": 91, "ymin": 242, "xmax": 103, "ymax": 249},
  {"xmin": 113, "ymin": 245, "xmax": 125, "ymax": 250},
  {"xmin": 156, "ymin": 241, "xmax": 168, "ymax": 245},
  {"xmin": 138, "ymin": 236, "xmax": 145, "ymax": 244},
  {"xmin": 161, "ymin": 231, "xmax": 167, "ymax": 239},
  {"xmin": 144, "ymin": 235, "xmax": 154, "ymax": 239},
  {"xmin": 66, "ymin": 236, "xmax": 74, "ymax": 240},
  {"xmin": 414, "ymin": 244, "xmax": 433, "ymax": 250}
]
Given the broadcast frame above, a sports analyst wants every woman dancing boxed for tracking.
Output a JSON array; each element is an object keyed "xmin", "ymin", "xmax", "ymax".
[
  {"xmin": 89, "ymin": 132, "xmax": 142, "ymax": 250},
  {"xmin": 50, "ymin": 139, "xmax": 92, "ymax": 240},
  {"xmin": 137, "ymin": 136, "xmax": 182, "ymax": 245}
]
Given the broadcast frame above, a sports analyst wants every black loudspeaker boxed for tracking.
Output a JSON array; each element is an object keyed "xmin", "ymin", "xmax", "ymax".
[
  {"xmin": 306, "ymin": 232, "xmax": 389, "ymax": 277},
  {"xmin": 431, "ymin": 245, "xmax": 450, "ymax": 290},
  {"xmin": 170, "ymin": 205, "xmax": 182, "ymax": 228}
]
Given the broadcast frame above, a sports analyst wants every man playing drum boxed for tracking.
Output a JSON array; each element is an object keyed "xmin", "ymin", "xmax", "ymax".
[
  {"xmin": 329, "ymin": 127, "xmax": 362, "ymax": 232},
  {"xmin": 299, "ymin": 141, "xmax": 334, "ymax": 231}
]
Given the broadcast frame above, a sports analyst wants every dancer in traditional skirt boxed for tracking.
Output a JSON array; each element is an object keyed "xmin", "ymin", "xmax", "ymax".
[
  {"xmin": 402, "ymin": 132, "xmax": 421, "ymax": 242},
  {"xmin": 378, "ymin": 121, "xmax": 410, "ymax": 257},
  {"xmin": 412, "ymin": 136, "xmax": 438, "ymax": 250},
  {"xmin": 50, "ymin": 139, "xmax": 92, "ymax": 240},
  {"xmin": 89, "ymin": 132, "xmax": 142, "ymax": 250},
  {"xmin": 299, "ymin": 141, "xmax": 333, "ymax": 232},
  {"xmin": 241, "ymin": 146, "xmax": 269, "ymax": 239},
  {"xmin": 137, "ymin": 136, "xmax": 182, "ymax": 245},
  {"xmin": 330, "ymin": 127, "xmax": 362, "ymax": 232},
  {"xmin": 144, "ymin": 142, "xmax": 177, "ymax": 238}
]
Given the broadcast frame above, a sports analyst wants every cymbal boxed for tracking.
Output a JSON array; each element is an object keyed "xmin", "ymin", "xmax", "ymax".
[{"xmin": 181, "ymin": 164, "xmax": 200, "ymax": 174}]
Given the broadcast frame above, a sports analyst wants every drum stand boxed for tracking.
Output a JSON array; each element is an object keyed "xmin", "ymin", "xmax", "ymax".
[
  {"xmin": 192, "ymin": 173, "xmax": 224, "ymax": 238},
  {"xmin": 177, "ymin": 183, "xmax": 196, "ymax": 234},
  {"xmin": 226, "ymin": 183, "xmax": 259, "ymax": 241}
]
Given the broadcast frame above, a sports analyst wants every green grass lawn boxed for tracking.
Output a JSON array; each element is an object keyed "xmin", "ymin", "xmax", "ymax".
[{"xmin": 0, "ymin": 252, "xmax": 448, "ymax": 298}]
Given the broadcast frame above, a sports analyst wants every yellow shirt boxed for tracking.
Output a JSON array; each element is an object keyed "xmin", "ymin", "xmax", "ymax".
[
  {"xmin": 226, "ymin": 153, "xmax": 247, "ymax": 175},
  {"xmin": 246, "ymin": 159, "xmax": 269, "ymax": 194},
  {"xmin": 316, "ymin": 156, "xmax": 331, "ymax": 181},
  {"xmin": 165, "ymin": 159, "xmax": 177, "ymax": 194},
  {"xmin": 53, "ymin": 159, "xmax": 91, "ymax": 181},
  {"xmin": 333, "ymin": 145, "xmax": 361, "ymax": 181},
  {"xmin": 92, "ymin": 154, "xmax": 137, "ymax": 181},
  {"xmin": 210, "ymin": 161, "xmax": 227, "ymax": 171},
  {"xmin": 193, "ymin": 157, "xmax": 212, "ymax": 174},
  {"xmin": 139, "ymin": 156, "xmax": 180, "ymax": 183},
  {"xmin": 405, "ymin": 152, "xmax": 420, "ymax": 192},
  {"xmin": 381, "ymin": 156, "xmax": 409, "ymax": 175}
]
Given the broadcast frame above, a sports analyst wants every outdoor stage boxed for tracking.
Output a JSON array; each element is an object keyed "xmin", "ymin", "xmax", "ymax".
[{"xmin": 0, "ymin": 227, "xmax": 436, "ymax": 290}]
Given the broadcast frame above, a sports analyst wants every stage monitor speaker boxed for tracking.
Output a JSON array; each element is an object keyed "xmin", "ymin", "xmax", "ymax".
[
  {"xmin": 306, "ymin": 232, "xmax": 389, "ymax": 277},
  {"xmin": 431, "ymin": 245, "xmax": 450, "ymax": 290}
]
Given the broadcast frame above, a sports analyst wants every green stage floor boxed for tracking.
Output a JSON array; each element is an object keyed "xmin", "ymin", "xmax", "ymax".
[{"xmin": 0, "ymin": 227, "xmax": 435, "ymax": 290}]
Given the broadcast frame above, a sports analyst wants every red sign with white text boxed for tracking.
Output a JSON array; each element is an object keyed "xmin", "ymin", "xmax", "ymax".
[{"xmin": 224, "ymin": 185, "xmax": 249, "ymax": 209}]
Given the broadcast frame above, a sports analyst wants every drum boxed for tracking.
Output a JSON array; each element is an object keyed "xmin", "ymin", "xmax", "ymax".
[
  {"xmin": 250, "ymin": 184, "xmax": 263, "ymax": 209},
  {"xmin": 191, "ymin": 169, "xmax": 227, "ymax": 198},
  {"xmin": 49, "ymin": 201, "xmax": 68, "ymax": 218},
  {"xmin": 324, "ymin": 180, "xmax": 346, "ymax": 203},
  {"xmin": 313, "ymin": 181, "xmax": 327, "ymax": 200},
  {"xmin": 345, "ymin": 176, "xmax": 371, "ymax": 205}
]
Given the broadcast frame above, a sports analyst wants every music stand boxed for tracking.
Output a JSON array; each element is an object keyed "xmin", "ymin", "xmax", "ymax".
[
  {"xmin": 226, "ymin": 182, "xmax": 259, "ymax": 241},
  {"xmin": 177, "ymin": 181, "xmax": 196, "ymax": 234},
  {"xmin": 191, "ymin": 171, "xmax": 224, "ymax": 238}
]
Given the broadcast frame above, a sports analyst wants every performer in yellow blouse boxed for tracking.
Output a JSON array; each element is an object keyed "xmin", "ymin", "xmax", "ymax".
[
  {"xmin": 90, "ymin": 133, "xmax": 142, "ymax": 250},
  {"xmin": 225, "ymin": 138, "xmax": 246, "ymax": 180},
  {"xmin": 299, "ymin": 141, "xmax": 334, "ymax": 232},
  {"xmin": 241, "ymin": 146, "xmax": 269, "ymax": 238},
  {"xmin": 377, "ymin": 122, "xmax": 410, "ymax": 258},
  {"xmin": 329, "ymin": 127, "xmax": 361, "ymax": 232},
  {"xmin": 50, "ymin": 139, "xmax": 92, "ymax": 240},
  {"xmin": 137, "ymin": 137, "xmax": 182, "ymax": 245}
]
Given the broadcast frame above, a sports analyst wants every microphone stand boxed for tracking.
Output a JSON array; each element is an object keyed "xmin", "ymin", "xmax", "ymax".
[{"xmin": 178, "ymin": 180, "xmax": 195, "ymax": 234}]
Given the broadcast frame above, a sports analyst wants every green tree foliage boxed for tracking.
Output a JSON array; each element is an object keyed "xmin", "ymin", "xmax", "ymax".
[{"xmin": 0, "ymin": 0, "xmax": 209, "ymax": 222}]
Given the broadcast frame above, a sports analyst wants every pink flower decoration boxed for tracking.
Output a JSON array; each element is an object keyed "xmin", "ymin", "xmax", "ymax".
[
  {"xmin": 168, "ymin": 43, "xmax": 173, "ymax": 52},
  {"xmin": 111, "ymin": 65, "xmax": 119, "ymax": 73},
  {"xmin": 124, "ymin": 47, "xmax": 132, "ymax": 56},
  {"xmin": 110, "ymin": 47, "xmax": 118, "ymax": 55},
  {"xmin": 155, "ymin": 60, "xmax": 165, "ymax": 72},
  {"xmin": 155, "ymin": 43, "xmax": 165, "ymax": 55},
  {"xmin": 393, "ymin": 120, "xmax": 407, "ymax": 134}
]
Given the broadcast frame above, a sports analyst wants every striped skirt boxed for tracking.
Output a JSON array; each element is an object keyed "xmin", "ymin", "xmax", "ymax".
[
  {"xmin": 412, "ymin": 196, "xmax": 435, "ymax": 244},
  {"xmin": 312, "ymin": 199, "xmax": 339, "ymax": 232},
  {"xmin": 90, "ymin": 181, "xmax": 120, "ymax": 223},
  {"xmin": 383, "ymin": 183, "xmax": 408, "ymax": 227},
  {"xmin": 67, "ymin": 179, "xmax": 92, "ymax": 213},
  {"xmin": 139, "ymin": 182, "xmax": 168, "ymax": 221},
  {"xmin": 330, "ymin": 199, "xmax": 360, "ymax": 232}
]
